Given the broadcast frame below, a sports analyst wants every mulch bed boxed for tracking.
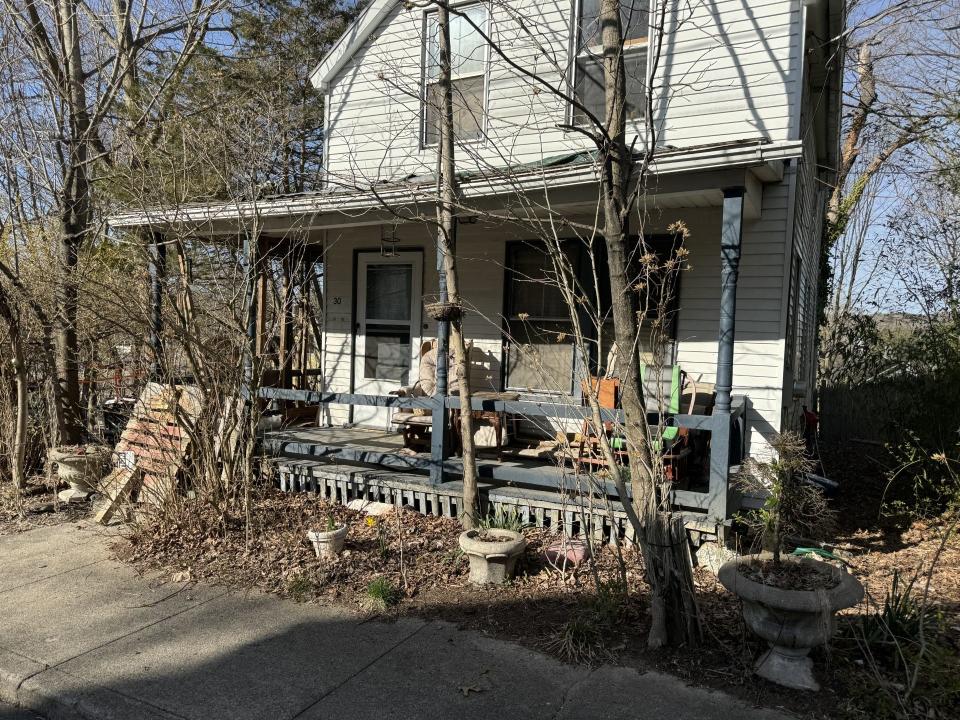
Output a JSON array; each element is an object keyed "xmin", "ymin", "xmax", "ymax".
[
  {"xmin": 0, "ymin": 476, "xmax": 91, "ymax": 535},
  {"xmin": 740, "ymin": 558, "xmax": 841, "ymax": 591},
  {"xmin": 114, "ymin": 489, "xmax": 655, "ymax": 646}
]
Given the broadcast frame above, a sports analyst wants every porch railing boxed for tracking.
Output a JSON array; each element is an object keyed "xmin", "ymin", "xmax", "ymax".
[{"xmin": 258, "ymin": 387, "xmax": 746, "ymax": 525}]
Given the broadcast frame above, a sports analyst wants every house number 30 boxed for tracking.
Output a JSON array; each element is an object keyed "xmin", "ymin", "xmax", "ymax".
[{"xmin": 332, "ymin": 297, "xmax": 343, "ymax": 305}]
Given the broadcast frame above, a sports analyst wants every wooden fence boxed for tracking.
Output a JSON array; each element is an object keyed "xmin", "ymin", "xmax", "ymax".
[{"xmin": 819, "ymin": 378, "xmax": 960, "ymax": 446}]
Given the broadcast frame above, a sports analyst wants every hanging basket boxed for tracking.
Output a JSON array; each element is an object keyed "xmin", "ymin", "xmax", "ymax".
[{"xmin": 423, "ymin": 296, "xmax": 463, "ymax": 321}]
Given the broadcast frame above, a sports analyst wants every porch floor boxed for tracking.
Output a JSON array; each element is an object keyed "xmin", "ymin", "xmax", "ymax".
[{"xmin": 261, "ymin": 425, "xmax": 576, "ymax": 491}]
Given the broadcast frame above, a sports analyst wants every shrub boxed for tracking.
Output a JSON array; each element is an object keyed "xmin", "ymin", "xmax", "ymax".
[
  {"xmin": 735, "ymin": 432, "xmax": 835, "ymax": 564},
  {"xmin": 885, "ymin": 433, "xmax": 960, "ymax": 518}
]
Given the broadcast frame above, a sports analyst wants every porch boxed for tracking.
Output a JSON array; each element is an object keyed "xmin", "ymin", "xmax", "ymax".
[
  {"xmin": 114, "ymin": 147, "xmax": 784, "ymax": 536},
  {"xmin": 259, "ymin": 390, "xmax": 748, "ymax": 530}
]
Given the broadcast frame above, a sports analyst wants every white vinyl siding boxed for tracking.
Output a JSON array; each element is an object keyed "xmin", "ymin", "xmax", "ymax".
[
  {"xmin": 323, "ymin": 0, "xmax": 803, "ymax": 183},
  {"xmin": 320, "ymin": 200, "xmax": 790, "ymax": 458}
]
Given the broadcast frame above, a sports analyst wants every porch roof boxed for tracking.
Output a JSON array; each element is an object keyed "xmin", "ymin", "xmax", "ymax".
[{"xmin": 108, "ymin": 138, "xmax": 801, "ymax": 235}]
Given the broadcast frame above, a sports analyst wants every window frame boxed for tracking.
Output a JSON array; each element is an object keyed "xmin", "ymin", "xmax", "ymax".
[
  {"xmin": 501, "ymin": 234, "xmax": 683, "ymax": 396},
  {"xmin": 502, "ymin": 240, "xmax": 582, "ymax": 395},
  {"xmin": 569, "ymin": 0, "xmax": 652, "ymax": 128},
  {"xmin": 421, "ymin": 2, "xmax": 491, "ymax": 148}
]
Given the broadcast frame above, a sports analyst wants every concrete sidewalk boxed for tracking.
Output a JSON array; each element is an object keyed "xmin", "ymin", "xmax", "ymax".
[{"xmin": 0, "ymin": 523, "xmax": 789, "ymax": 720}]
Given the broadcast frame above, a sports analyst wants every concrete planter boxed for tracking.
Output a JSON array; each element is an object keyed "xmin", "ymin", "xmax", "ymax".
[
  {"xmin": 49, "ymin": 446, "xmax": 109, "ymax": 503},
  {"xmin": 307, "ymin": 526, "xmax": 348, "ymax": 560},
  {"xmin": 719, "ymin": 555, "xmax": 864, "ymax": 691},
  {"xmin": 459, "ymin": 529, "xmax": 526, "ymax": 585}
]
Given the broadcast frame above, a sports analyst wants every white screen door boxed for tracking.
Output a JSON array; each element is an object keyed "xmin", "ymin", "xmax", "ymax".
[{"xmin": 353, "ymin": 252, "xmax": 422, "ymax": 429}]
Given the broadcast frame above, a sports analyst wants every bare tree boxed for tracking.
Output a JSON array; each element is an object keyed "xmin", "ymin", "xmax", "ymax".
[
  {"xmin": 434, "ymin": 1, "xmax": 479, "ymax": 528},
  {"xmin": 0, "ymin": 0, "xmax": 222, "ymax": 443}
]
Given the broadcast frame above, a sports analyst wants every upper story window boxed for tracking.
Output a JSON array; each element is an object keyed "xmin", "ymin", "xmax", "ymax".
[
  {"xmin": 573, "ymin": 0, "xmax": 649, "ymax": 126},
  {"xmin": 423, "ymin": 4, "xmax": 489, "ymax": 146}
]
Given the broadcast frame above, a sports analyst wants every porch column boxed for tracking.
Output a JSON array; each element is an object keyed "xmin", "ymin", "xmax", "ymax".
[
  {"xmin": 716, "ymin": 188, "xmax": 744, "ymax": 414},
  {"xmin": 430, "ymin": 224, "xmax": 453, "ymax": 485},
  {"xmin": 148, "ymin": 231, "xmax": 166, "ymax": 381},
  {"xmin": 706, "ymin": 187, "xmax": 745, "ymax": 525},
  {"xmin": 242, "ymin": 232, "xmax": 258, "ymax": 386}
]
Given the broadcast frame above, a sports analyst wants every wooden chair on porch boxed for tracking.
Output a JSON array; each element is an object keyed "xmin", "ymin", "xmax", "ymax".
[
  {"xmin": 575, "ymin": 366, "xmax": 698, "ymax": 481},
  {"xmin": 391, "ymin": 340, "xmax": 438, "ymax": 452}
]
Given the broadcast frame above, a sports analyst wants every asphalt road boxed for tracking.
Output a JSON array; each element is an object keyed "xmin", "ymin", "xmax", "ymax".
[{"xmin": 0, "ymin": 700, "xmax": 42, "ymax": 719}]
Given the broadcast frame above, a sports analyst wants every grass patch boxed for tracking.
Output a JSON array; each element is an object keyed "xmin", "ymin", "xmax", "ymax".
[
  {"xmin": 366, "ymin": 577, "xmax": 401, "ymax": 610},
  {"xmin": 286, "ymin": 574, "xmax": 315, "ymax": 603}
]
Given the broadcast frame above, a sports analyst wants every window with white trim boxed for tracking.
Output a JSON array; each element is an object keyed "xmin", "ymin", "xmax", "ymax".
[
  {"xmin": 573, "ymin": 0, "xmax": 649, "ymax": 126},
  {"xmin": 423, "ymin": 4, "xmax": 488, "ymax": 146}
]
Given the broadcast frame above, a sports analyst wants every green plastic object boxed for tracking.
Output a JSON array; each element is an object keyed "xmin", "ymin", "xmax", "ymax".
[{"xmin": 791, "ymin": 546, "xmax": 843, "ymax": 562}]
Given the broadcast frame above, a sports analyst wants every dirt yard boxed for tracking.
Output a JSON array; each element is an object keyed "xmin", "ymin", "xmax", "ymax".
[{"xmin": 7, "ymin": 445, "xmax": 958, "ymax": 719}]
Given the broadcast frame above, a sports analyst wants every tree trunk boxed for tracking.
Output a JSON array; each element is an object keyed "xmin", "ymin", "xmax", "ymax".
[
  {"xmin": 55, "ymin": 0, "xmax": 93, "ymax": 445},
  {"xmin": 598, "ymin": 0, "xmax": 699, "ymax": 648},
  {"xmin": 436, "ymin": 2, "xmax": 478, "ymax": 528},
  {"xmin": 0, "ymin": 284, "xmax": 27, "ymax": 493}
]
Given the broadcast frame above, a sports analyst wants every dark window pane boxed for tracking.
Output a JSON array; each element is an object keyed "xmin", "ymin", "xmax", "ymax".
[
  {"xmin": 507, "ymin": 243, "xmax": 574, "ymax": 320},
  {"xmin": 574, "ymin": 50, "xmax": 646, "ymax": 125},
  {"xmin": 365, "ymin": 265, "xmax": 412, "ymax": 321}
]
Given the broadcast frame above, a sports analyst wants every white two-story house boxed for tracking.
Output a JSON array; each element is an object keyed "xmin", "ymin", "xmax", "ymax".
[{"xmin": 112, "ymin": 0, "xmax": 843, "ymax": 528}]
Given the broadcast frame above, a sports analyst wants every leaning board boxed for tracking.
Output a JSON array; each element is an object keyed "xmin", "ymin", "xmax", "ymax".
[{"xmin": 112, "ymin": 382, "xmax": 201, "ymax": 506}]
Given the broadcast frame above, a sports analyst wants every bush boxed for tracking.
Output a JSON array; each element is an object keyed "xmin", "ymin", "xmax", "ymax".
[{"xmin": 885, "ymin": 433, "xmax": 960, "ymax": 518}]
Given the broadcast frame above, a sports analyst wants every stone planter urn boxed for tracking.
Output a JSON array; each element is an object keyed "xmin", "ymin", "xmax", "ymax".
[
  {"xmin": 719, "ymin": 555, "xmax": 864, "ymax": 691},
  {"xmin": 459, "ymin": 529, "xmax": 526, "ymax": 585},
  {"xmin": 307, "ymin": 525, "xmax": 348, "ymax": 560},
  {"xmin": 49, "ymin": 446, "xmax": 110, "ymax": 503}
]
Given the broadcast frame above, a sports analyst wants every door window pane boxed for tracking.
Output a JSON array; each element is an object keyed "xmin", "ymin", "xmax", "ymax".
[
  {"xmin": 365, "ymin": 264, "xmax": 412, "ymax": 322},
  {"xmin": 364, "ymin": 325, "xmax": 411, "ymax": 383}
]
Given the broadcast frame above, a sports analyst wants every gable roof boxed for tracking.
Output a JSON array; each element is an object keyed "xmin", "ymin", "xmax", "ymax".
[{"xmin": 310, "ymin": 0, "xmax": 397, "ymax": 92}]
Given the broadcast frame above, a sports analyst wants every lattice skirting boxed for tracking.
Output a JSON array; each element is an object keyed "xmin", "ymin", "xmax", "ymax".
[
  {"xmin": 487, "ymin": 487, "xmax": 637, "ymax": 546},
  {"xmin": 276, "ymin": 460, "xmax": 487, "ymax": 519},
  {"xmin": 275, "ymin": 460, "xmax": 636, "ymax": 545}
]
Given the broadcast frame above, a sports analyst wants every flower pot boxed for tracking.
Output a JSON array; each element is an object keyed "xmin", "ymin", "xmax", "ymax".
[
  {"xmin": 307, "ymin": 526, "xmax": 349, "ymax": 560},
  {"xmin": 458, "ymin": 529, "xmax": 526, "ymax": 585},
  {"xmin": 542, "ymin": 536, "xmax": 591, "ymax": 569},
  {"xmin": 49, "ymin": 446, "xmax": 110, "ymax": 503},
  {"xmin": 719, "ymin": 554, "xmax": 864, "ymax": 691}
]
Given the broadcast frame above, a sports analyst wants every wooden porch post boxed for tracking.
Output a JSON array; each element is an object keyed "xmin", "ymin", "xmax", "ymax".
[
  {"xmin": 278, "ymin": 253, "xmax": 296, "ymax": 390},
  {"xmin": 709, "ymin": 187, "xmax": 745, "ymax": 523},
  {"xmin": 148, "ymin": 231, "xmax": 166, "ymax": 381}
]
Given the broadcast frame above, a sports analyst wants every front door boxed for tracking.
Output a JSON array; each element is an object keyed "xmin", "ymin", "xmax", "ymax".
[{"xmin": 353, "ymin": 252, "xmax": 422, "ymax": 429}]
